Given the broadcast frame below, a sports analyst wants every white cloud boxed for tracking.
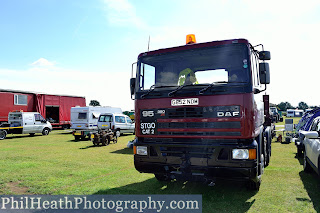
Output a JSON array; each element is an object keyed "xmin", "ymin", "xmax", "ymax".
[
  {"xmin": 31, "ymin": 58, "xmax": 55, "ymax": 66},
  {"xmin": 102, "ymin": 0, "xmax": 146, "ymax": 28}
]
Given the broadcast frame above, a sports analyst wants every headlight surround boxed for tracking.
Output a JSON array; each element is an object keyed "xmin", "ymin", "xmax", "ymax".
[
  {"xmin": 232, "ymin": 149, "xmax": 249, "ymax": 160},
  {"xmin": 136, "ymin": 146, "xmax": 148, "ymax": 156}
]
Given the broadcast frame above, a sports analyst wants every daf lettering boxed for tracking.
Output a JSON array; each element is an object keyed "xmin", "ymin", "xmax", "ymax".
[{"xmin": 217, "ymin": 111, "xmax": 240, "ymax": 117}]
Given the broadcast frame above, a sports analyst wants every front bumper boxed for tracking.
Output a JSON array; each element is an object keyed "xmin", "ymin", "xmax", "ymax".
[{"xmin": 134, "ymin": 139, "xmax": 259, "ymax": 181}]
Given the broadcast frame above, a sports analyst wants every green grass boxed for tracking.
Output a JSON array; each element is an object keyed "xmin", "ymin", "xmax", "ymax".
[{"xmin": 1, "ymin": 127, "xmax": 320, "ymax": 212}]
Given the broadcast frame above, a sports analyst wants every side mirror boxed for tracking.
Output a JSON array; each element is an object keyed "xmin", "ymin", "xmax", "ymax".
[
  {"xmin": 303, "ymin": 131, "xmax": 319, "ymax": 139},
  {"xmin": 259, "ymin": 62, "xmax": 270, "ymax": 84},
  {"xmin": 130, "ymin": 78, "xmax": 136, "ymax": 96},
  {"xmin": 259, "ymin": 51, "xmax": 271, "ymax": 60}
]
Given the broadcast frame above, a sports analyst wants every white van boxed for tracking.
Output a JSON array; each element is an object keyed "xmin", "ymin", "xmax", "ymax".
[
  {"xmin": 70, "ymin": 106, "xmax": 122, "ymax": 140},
  {"xmin": 98, "ymin": 113, "xmax": 135, "ymax": 137},
  {"xmin": 0, "ymin": 112, "xmax": 52, "ymax": 139}
]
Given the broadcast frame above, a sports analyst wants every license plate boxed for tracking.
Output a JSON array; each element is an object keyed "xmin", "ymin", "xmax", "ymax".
[
  {"xmin": 102, "ymin": 125, "xmax": 109, "ymax": 127},
  {"xmin": 74, "ymin": 132, "xmax": 81, "ymax": 136},
  {"xmin": 77, "ymin": 125, "xmax": 82, "ymax": 127}
]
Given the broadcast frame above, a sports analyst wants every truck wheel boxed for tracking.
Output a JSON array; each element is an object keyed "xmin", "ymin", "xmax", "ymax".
[
  {"xmin": 265, "ymin": 131, "xmax": 271, "ymax": 167},
  {"xmin": 74, "ymin": 135, "xmax": 81, "ymax": 140},
  {"xmin": 0, "ymin": 130, "xmax": 7, "ymax": 140},
  {"xmin": 303, "ymin": 151, "xmax": 312, "ymax": 173},
  {"xmin": 247, "ymin": 179, "xmax": 261, "ymax": 190},
  {"xmin": 154, "ymin": 174, "xmax": 169, "ymax": 181},
  {"xmin": 297, "ymin": 148, "xmax": 303, "ymax": 157},
  {"xmin": 260, "ymin": 154, "xmax": 265, "ymax": 175},
  {"xmin": 42, "ymin": 128, "xmax": 50, "ymax": 136}
]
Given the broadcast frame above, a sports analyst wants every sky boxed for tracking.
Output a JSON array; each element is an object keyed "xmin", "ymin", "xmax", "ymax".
[{"xmin": 1, "ymin": 0, "xmax": 320, "ymax": 111}]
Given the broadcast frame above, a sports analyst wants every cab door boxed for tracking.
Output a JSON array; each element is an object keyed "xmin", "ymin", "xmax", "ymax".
[
  {"xmin": 22, "ymin": 113, "xmax": 35, "ymax": 134},
  {"xmin": 311, "ymin": 118, "xmax": 320, "ymax": 168},
  {"xmin": 33, "ymin": 114, "xmax": 43, "ymax": 133}
]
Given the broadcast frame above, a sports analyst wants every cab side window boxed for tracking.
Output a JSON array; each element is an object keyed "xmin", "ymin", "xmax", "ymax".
[{"xmin": 34, "ymin": 114, "xmax": 41, "ymax": 121}]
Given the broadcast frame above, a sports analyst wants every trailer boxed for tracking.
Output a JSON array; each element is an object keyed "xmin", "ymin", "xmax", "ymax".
[{"xmin": 0, "ymin": 89, "xmax": 86, "ymax": 129}]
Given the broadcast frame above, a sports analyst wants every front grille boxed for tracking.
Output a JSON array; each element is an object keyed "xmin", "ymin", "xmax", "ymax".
[
  {"xmin": 140, "ymin": 106, "xmax": 242, "ymax": 137},
  {"xmin": 158, "ymin": 121, "xmax": 241, "ymax": 129},
  {"xmin": 160, "ymin": 146, "xmax": 214, "ymax": 158},
  {"xmin": 158, "ymin": 131, "xmax": 241, "ymax": 136},
  {"xmin": 168, "ymin": 107, "xmax": 203, "ymax": 118}
]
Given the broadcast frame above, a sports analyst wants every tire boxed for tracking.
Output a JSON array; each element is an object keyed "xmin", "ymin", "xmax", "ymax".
[
  {"xmin": 29, "ymin": 133, "xmax": 35, "ymax": 137},
  {"xmin": 297, "ymin": 148, "xmax": 303, "ymax": 157},
  {"xmin": 42, "ymin": 128, "xmax": 50, "ymax": 136},
  {"xmin": 304, "ymin": 151, "xmax": 313, "ymax": 173},
  {"xmin": 265, "ymin": 131, "xmax": 271, "ymax": 167},
  {"xmin": 260, "ymin": 154, "xmax": 265, "ymax": 175},
  {"xmin": 101, "ymin": 135, "xmax": 107, "ymax": 146},
  {"xmin": 154, "ymin": 174, "xmax": 169, "ymax": 182},
  {"xmin": 247, "ymin": 179, "xmax": 261, "ymax": 190},
  {"xmin": 115, "ymin": 130, "xmax": 121, "ymax": 138},
  {"xmin": 74, "ymin": 135, "xmax": 81, "ymax": 140},
  {"xmin": 0, "ymin": 130, "xmax": 7, "ymax": 140}
]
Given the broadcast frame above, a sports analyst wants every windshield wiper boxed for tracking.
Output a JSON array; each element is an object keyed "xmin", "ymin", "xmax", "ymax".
[
  {"xmin": 199, "ymin": 81, "xmax": 246, "ymax": 95},
  {"xmin": 168, "ymin": 84, "xmax": 195, "ymax": 97},
  {"xmin": 141, "ymin": 85, "xmax": 176, "ymax": 99}
]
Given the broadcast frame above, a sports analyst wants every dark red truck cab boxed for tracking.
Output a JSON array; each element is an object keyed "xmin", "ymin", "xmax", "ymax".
[{"xmin": 130, "ymin": 37, "xmax": 271, "ymax": 190}]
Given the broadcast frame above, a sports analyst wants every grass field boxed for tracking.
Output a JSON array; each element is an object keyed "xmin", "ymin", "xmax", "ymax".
[{"xmin": 1, "ymin": 122, "xmax": 320, "ymax": 212}]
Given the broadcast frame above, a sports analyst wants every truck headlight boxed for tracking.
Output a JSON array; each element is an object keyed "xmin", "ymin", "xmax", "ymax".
[
  {"xmin": 232, "ymin": 149, "xmax": 256, "ymax": 160},
  {"xmin": 232, "ymin": 149, "xmax": 249, "ymax": 159},
  {"xmin": 135, "ymin": 146, "xmax": 148, "ymax": 156}
]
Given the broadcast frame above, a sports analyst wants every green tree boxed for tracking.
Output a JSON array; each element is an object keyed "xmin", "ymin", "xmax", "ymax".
[
  {"xmin": 298, "ymin": 102, "xmax": 308, "ymax": 110},
  {"xmin": 277, "ymin": 102, "xmax": 293, "ymax": 111},
  {"xmin": 89, "ymin": 100, "xmax": 100, "ymax": 106}
]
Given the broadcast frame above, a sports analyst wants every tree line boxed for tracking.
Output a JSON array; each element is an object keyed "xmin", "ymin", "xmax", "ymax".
[{"xmin": 276, "ymin": 101, "xmax": 318, "ymax": 111}]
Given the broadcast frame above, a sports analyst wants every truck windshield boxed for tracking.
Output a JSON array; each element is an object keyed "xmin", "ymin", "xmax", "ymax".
[{"xmin": 137, "ymin": 43, "xmax": 250, "ymax": 91}]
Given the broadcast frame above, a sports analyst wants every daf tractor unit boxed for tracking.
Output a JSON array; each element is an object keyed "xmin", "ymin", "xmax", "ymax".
[{"xmin": 130, "ymin": 35, "xmax": 272, "ymax": 190}]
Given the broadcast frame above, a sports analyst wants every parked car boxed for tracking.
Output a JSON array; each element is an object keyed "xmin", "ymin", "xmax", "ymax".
[
  {"xmin": 97, "ymin": 113, "xmax": 135, "ymax": 137},
  {"xmin": 295, "ymin": 108, "xmax": 320, "ymax": 157},
  {"xmin": 301, "ymin": 116, "xmax": 320, "ymax": 174}
]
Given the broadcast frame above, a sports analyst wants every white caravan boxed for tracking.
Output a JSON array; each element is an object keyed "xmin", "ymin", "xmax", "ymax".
[{"xmin": 70, "ymin": 106, "xmax": 122, "ymax": 140}]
